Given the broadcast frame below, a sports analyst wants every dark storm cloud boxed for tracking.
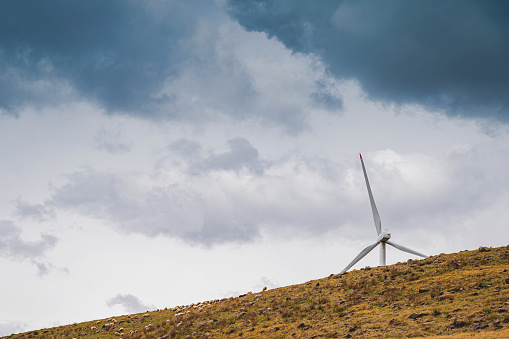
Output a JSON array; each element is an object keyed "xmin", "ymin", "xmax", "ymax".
[
  {"xmin": 107, "ymin": 293, "xmax": 154, "ymax": 313},
  {"xmin": 0, "ymin": 0, "xmax": 214, "ymax": 115},
  {"xmin": 0, "ymin": 220, "xmax": 58, "ymax": 260},
  {"xmin": 226, "ymin": 0, "xmax": 509, "ymax": 121}
]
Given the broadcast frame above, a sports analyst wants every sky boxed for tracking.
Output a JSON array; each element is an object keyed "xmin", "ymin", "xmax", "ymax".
[{"xmin": 1, "ymin": 0, "xmax": 509, "ymax": 335}]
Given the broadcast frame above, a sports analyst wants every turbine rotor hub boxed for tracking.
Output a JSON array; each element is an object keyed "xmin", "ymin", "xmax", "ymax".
[{"xmin": 377, "ymin": 231, "xmax": 391, "ymax": 243}]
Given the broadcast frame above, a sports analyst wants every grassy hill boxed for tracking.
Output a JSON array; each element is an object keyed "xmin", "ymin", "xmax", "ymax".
[{"xmin": 4, "ymin": 245, "xmax": 509, "ymax": 339}]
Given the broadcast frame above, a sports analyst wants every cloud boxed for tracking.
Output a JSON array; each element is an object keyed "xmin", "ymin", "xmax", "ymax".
[
  {"xmin": 0, "ymin": 0, "xmax": 218, "ymax": 115},
  {"xmin": 15, "ymin": 200, "xmax": 54, "ymax": 221},
  {"xmin": 202, "ymin": 138, "xmax": 263, "ymax": 173},
  {"xmin": 22, "ymin": 146, "xmax": 354, "ymax": 245},
  {"xmin": 181, "ymin": 138, "xmax": 265, "ymax": 175},
  {"xmin": 93, "ymin": 126, "xmax": 132, "ymax": 153},
  {"xmin": 0, "ymin": 1, "xmax": 341, "ymax": 134},
  {"xmin": 31, "ymin": 260, "xmax": 69, "ymax": 278},
  {"xmin": 253, "ymin": 276, "xmax": 279, "ymax": 291},
  {"xmin": 0, "ymin": 320, "xmax": 27, "ymax": 337},
  {"xmin": 107, "ymin": 294, "xmax": 154, "ymax": 313},
  {"xmin": 17, "ymin": 132, "xmax": 509, "ymax": 249},
  {"xmin": 0, "ymin": 220, "xmax": 58, "ymax": 260},
  {"xmin": 226, "ymin": 0, "xmax": 509, "ymax": 121},
  {"xmin": 156, "ymin": 16, "xmax": 340, "ymax": 133}
]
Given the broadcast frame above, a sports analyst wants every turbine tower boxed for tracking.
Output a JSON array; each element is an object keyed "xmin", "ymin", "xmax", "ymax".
[{"xmin": 341, "ymin": 154, "xmax": 427, "ymax": 273}]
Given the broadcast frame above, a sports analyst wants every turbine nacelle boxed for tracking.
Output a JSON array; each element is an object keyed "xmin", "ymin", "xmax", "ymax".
[
  {"xmin": 377, "ymin": 231, "xmax": 391, "ymax": 243},
  {"xmin": 341, "ymin": 154, "xmax": 428, "ymax": 273}
]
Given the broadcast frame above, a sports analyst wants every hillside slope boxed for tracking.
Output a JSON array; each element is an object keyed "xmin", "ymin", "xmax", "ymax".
[{"xmin": 4, "ymin": 245, "xmax": 509, "ymax": 338}]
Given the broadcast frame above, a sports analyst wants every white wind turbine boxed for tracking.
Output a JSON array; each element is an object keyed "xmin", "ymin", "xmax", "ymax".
[{"xmin": 341, "ymin": 154, "xmax": 428, "ymax": 273}]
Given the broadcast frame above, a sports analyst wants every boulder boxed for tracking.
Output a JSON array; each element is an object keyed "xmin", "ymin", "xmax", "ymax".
[
  {"xmin": 268, "ymin": 327, "xmax": 280, "ymax": 333},
  {"xmin": 409, "ymin": 312, "xmax": 428, "ymax": 319}
]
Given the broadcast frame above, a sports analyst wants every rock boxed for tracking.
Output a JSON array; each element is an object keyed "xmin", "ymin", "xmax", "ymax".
[
  {"xmin": 268, "ymin": 327, "xmax": 280, "ymax": 333},
  {"xmin": 419, "ymin": 288, "xmax": 429, "ymax": 293},
  {"xmin": 409, "ymin": 312, "xmax": 428, "ymax": 319},
  {"xmin": 446, "ymin": 320, "xmax": 467, "ymax": 330},
  {"xmin": 297, "ymin": 323, "xmax": 311, "ymax": 330},
  {"xmin": 475, "ymin": 283, "xmax": 487, "ymax": 289},
  {"xmin": 389, "ymin": 318, "xmax": 405, "ymax": 326},
  {"xmin": 472, "ymin": 323, "xmax": 488, "ymax": 330},
  {"xmin": 449, "ymin": 259, "xmax": 460, "ymax": 268},
  {"xmin": 479, "ymin": 246, "xmax": 489, "ymax": 252}
]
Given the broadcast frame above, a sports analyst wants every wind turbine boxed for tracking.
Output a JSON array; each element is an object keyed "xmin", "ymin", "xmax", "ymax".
[{"xmin": 341, "ymin": 154, "xmax": 428, "ymax": 273}]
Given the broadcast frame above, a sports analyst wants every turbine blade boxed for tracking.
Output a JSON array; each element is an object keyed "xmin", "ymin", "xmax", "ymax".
[
  {"xmin": 341, "ymin": 241, "xmax": 380, "ymax": 273},
  {"xmin": 360, "ymin": 154, "xmax": 382, "ymax": 235},
  {"xmin": 386, "ymin": 240, "xmax": 427, "ymax": 258}
]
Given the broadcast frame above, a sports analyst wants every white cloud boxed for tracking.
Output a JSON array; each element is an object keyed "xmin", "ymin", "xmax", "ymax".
[{"xmin": 107, "ymin": 294, "xmax": 154, "ymax": 314}]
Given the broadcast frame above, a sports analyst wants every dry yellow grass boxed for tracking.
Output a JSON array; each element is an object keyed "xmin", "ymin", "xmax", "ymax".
[
  {"xmin": 427, "ymin": 327, "xmax": 509, "ymax": 338},
  {"xmin": 3, "ymin": 245, "xmax": 509, "ymax": 338}
]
